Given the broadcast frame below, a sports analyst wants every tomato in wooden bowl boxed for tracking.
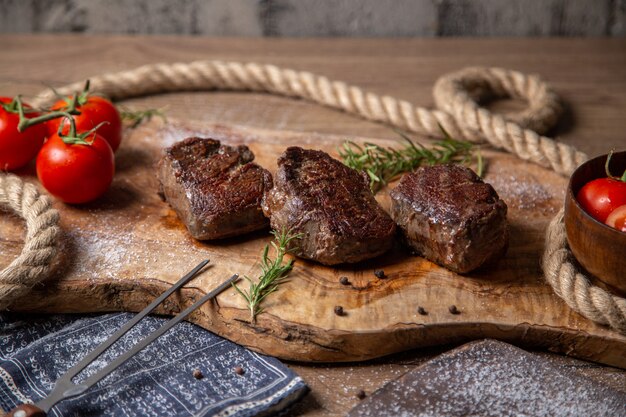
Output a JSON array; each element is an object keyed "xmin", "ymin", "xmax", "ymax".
[{"xmin": 564, "ymin": 151, "xmax": 626, "ymax": 295}]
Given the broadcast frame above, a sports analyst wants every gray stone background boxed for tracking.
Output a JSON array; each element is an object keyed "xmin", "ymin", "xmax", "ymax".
[{"xmin": 0, "ymin": 0, "xmax": 624, "ymax": 37}]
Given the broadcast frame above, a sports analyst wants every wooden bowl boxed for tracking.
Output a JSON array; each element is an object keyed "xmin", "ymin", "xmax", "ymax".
[{"xmin": 564, "ymin": 151, "xmax": 626, "ymax": 295}]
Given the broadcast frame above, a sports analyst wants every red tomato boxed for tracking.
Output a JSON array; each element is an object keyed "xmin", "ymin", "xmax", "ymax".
[
  {"xmin": 606, "ymin": 205, "xmax": 626, "ymax": 232},
  {"xmin": 36, "ymin": 132, "xmax": 115, "ymax": 204},
  {"xmin": 577, "ymin": 178, "xmax": 626, "ymax": 223},
  {"xmin": 0, "ymin": 97, "xmax": 47, "ymax": 171},
  {"xmin": 47, "ymin": 95, "xmax": 122, "ymax": 152}
]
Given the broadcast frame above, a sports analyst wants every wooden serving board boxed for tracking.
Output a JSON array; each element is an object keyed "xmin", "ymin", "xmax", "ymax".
[{"xmin": 2, "ymin": 119, "xmax": 625, "ymax": 367}]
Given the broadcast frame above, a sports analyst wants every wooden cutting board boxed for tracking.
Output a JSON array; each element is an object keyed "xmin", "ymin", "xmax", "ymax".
[{"xmin": 2, "ymin": 119, "xmax": 625, "ymax": 367}]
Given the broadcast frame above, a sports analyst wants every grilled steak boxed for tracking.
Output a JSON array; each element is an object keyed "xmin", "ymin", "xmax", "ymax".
[
  {"xmin": 157, "ymin": 137, "xmax": 272, "ymax": 240},
  {"xmin": 390, "ymin": 165, "xmax": 508, "ymax": 273},
  {"xmin": 262, "ymin": 147, "xmax": 396, "ymax": 265}
]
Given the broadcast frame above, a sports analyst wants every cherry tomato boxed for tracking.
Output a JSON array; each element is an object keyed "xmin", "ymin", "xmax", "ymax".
[
  {"xmin": 47, "ymin": 95, "xmax": 122, "ymax": 152},
  {"xmin": 0, "ymin": 97, "xmax": 47, "ymax": 171},
  {"xmin": 606, "ymin": 205, "xmax": 626, "ymax": 232},
  {"xmin": 577, "ymin": 177, "xmax": 626, "ymax": 223},
  {"xmin": 36, "ymin": 132, "xmax": 115, "ymax": 204}
]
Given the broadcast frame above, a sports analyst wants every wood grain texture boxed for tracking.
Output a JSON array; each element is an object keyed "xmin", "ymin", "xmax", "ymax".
[
  {"xmin": 438, "ymin": 0, "xmax": 613, "ymax": 37},
  {"xmin": 0, "ymin": 0, "xmax": 622, "ymax": 37},
  {"xmin": 1, "ymin": 36, "xmax": 625, "ymax": 416},
  {"xmin": 2, "ymin": 119, "xmax": 624, "ymax": 367},
  {"xmin": 2, "ymin": 36, "xmax": 624, "ymax": 157}
]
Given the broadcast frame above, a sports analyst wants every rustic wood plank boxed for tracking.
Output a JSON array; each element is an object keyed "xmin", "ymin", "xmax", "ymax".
[
  {"xmin": 612, "ymin": 0, "xmax": 626, "ymax": 36},
  {"xmin": 2, "ymin": 119, "xmax": 624, "ymax": 368},
  {"xmin": 1, "ymin": 36, "xmax": 625, "ymax": 417},
  {"xmin": 267, "ymin": 0, "xmax": 437, "ymax": 37},
  {"xmin": 0, "ymin": 1, "xmax": 621, "ymax": 37},
  {"xmin": 438, "ymin": 0, "xmax": 612, "ymax": 36},
  {"xmin": 0, "ymin": 0, "xmax": 35, "ymax": 33}
]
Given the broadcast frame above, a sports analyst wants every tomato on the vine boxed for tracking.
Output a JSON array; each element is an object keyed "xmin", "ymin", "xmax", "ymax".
[
  {"xmin": 36, "ymin": 130, "xmax": 115, "ymax": 204},
  {"xmin": 0, "ymin": 97, "xmax": 47, "ymax": 171},
  {"xmin": 47, "ymin": 94, "xmax": 122, "ymax": 152}
]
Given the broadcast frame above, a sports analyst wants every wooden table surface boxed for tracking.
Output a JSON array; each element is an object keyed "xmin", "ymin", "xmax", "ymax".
[{"xmin": 1, "ymin": 35, "xmax": 625, "ymax": 416}]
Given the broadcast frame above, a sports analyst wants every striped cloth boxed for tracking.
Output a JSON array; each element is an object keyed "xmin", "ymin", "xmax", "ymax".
[{"xmin": 0, "ymin": 313, "xmax": 307, "ymax": 416}]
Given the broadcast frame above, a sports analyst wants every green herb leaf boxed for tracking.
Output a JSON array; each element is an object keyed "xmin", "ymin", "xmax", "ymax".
[
  {"xmin": 119, "ymin": 106, "xmax": 168, "ymax": 128},
  {"xmin": 339, "ymin": 126, "xmax": 483, "ymax": 193},
  {"xmin": 232, "ymin": 228, "xmax": 302, "ymax": 323}
]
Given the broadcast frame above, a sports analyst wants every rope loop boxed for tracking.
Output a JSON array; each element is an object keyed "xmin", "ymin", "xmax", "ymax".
[
  {"xmin": 433, "ymin": 67, "xmax": 587, "ymax": 175},
  {"xmin": 434, "ymin": 67, "xmax": 562, "ymax": 133},
  {"xmin": 0, "ymin": 175, "xmax": 60, "ymax": 309}
]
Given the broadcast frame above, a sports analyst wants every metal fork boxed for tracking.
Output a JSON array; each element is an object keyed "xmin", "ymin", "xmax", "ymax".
[{"xmin": 7, "ymin": 260, "xmax": 239, "ymax": 417}]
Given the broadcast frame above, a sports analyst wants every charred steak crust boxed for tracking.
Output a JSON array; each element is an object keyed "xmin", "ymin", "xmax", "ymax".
[
  {"xmin": 157, "ymin": 137, "xmax": 272, "ymax": 240},
  {"xmin": 262, "ymin": 147, "xmax": 396, "ymax": 265},
  {"xmin": 390, "ymin": 165, "xmax": 508, "ymax": 274}
]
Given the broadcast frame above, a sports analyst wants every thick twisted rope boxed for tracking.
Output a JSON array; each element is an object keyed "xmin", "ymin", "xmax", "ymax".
[
  {"xmin": 543, "ymin": 210, "xmax": 626, "ymax": 333},
  {"xmin": 0, "ymin": 175, "xmax": 60, "ymax": 309},
  {"xmin": 23, "ymin": 60, "xmax": 623, "ymax": 333},
  {"xmin": 32, "ymin": 62, "xmax": 587, "ymax": 176}
]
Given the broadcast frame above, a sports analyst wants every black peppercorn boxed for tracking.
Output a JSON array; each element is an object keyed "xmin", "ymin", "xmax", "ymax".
[
  {"xmin": 334, "ymin": 306, "xmax": 345, "ymax": 316},
  {"xmin": 417, "ymin": 306, "xmax": 428, "ymax": 315},
  {"xmin": 374, "ymin": 270, "xmax": 386, "ymax": 279},
  {"xmin": 449, "ymin": 305, "xmax": 460, "ymax": 314},
  {"xmin": 356, "ymin": 389, "xmax": 366, "ymax": 400},
  {"xmin": 339, "ymin": 276, "xmax": 350, "ymax": 285}
]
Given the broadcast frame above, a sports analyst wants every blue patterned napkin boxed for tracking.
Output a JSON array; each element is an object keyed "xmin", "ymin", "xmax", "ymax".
[{"xmin": 0, "ymin": 313, "xmax": 307, "ymax": 416}]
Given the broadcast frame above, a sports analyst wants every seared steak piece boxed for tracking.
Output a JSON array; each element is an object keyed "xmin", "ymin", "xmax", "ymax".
[
  {"xmin": 390, "ymin": 165, "xmax": 508, "ymax": 273},
  {"xmin": 157, "ymin": 137, "xmax": 272, "ymax": 240},
  {"xmin": 262, "ymin": 147, "xmax": 396, "ymax": 265}
]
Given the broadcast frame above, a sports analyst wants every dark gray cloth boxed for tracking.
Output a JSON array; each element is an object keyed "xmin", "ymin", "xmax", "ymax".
[{"xmin": 0, "ymin": 313, "xmax": 307, "ymax": 416}]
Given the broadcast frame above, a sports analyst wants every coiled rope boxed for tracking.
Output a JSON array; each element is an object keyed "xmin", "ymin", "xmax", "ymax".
[
  {"xmin": 0, "ymin": 175, "xmax": 60, "ymax": 310},
  {"xmin": 2, "ymin": 60, "xmax": 622, "ymax": 333},
  {"xmin": 543, "ymin": 210, "xmax": 626, "ymax": 333}
]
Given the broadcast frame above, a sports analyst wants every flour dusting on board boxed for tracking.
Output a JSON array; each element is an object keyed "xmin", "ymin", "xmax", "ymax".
[
  {"xmin": 64, "ymin": 226, "xmax": 208, "ymax": 281},
  {"xmin": 347, "ymin": 340, "xmax": 626, "ymax": 417},
  {"xmin": 486, "ymin": 173, "xmax": 560, "ymax": 212},
  {"xmin": 495, "ymin": 175, "xmax": 554, "ymax": 206},
  {"xmin": 153, "ymin": 123, "xmax": 205, "ymax": 147},
  {"xmin": 151, "ymin": 122, "xmax": 258, "ymax": 148}
]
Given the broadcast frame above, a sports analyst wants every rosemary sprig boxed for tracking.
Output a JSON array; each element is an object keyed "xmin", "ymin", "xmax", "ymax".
[
  {"xmin": 339, "ymin": 126, "xmax": 482, "ymax": 193},
  {"xmin": 232, "ymin": 228, "xmax": 302, "ymax": 323},
  {"xmin": 475, "ymin": 146, "xmax": 484, "ymax": 178},
  {"xmin": 119, "ymin": 106, "xmax": 168, "ymax": 128}
]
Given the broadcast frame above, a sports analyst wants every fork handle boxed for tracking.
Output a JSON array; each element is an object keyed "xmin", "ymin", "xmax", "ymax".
[{"xmin": 6, "ymin": 404, "xmax": 46, "ymax": 417}]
